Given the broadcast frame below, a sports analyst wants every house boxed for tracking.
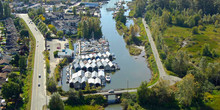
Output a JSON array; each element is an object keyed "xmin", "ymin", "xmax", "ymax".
[
  {"xmin": 73, "ymin": 63, "xmax": 81, "ymax": 72},
  {"xmin": 86, "ymin": 63, "xmax": 92, "ymax": 72},
  {"xmin": 0, "ymin": 72, "xmax": 7, "ymax": 89},
  {"xmin": 94, "ymin": 77, "xmax": 101, "ymax": 87},
  {"xmin": 102, "ymin": 61, "xmax": 111, "ymax": 71},
  {"xmin": 88, "ymin": 77, "xmax": 95, "ymax": 86},
  {"xmin": 91, "ymin": 62, "xmax": 98, "ymax": 72},
  {"xmin": 81, "ymin": 2, "xmax": 99, "ymax": 8},
  {"xmin": 81, "ymin": 76, "xmax": 88, "ymax": 89},
  {"xmin": 97, "ymin": 61, "xmax": 104, "ymax": 69},
  {"xmin": 2, "ymin": 65, "xmax": 12, "ymax": 73},
  {"xmin": 77, "ymin": 70, "xmax": 84, "ymax": 78},
  {"xmin": 91, "ymin": 71, "xmax": 98, "ymax": 79},
  {"xmin": 80, "ymin": 61, "xmax": 86, "ymax": 71},
  {"xmin": 108, "ymin": 61, "xmax": 115, "ymax": 70},
  {"xmin": 58, "ymin": 49, "xmax": 74, "ymax": 58},
  {"xmin": 0, "ymin": 59, "xmax": 10, "ymax": 65},
  {"xmin": 98, "ymin": 70, "xmax": 105, "ymax": 79},
  {"xmin": 85, "ymin": 71, "xmax": 91, "ymax": 78},
  {"xmin": 73, "ymin": 76, "xmax": 82, "ymax": 89}
]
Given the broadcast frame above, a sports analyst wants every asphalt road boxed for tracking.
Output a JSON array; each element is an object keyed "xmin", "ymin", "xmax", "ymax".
[
  {"xmin": 142, "ymin": 18, "xmax": 181, "ymax": 85},
  {"xmin": 18, "ymin": 14, "xmax": 47, "ymax": 110}
]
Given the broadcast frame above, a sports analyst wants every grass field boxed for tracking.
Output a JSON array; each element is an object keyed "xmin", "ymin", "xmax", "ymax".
[{"xmin": 163, "ymin": 25, "xmax": 220, "ymax": 63}]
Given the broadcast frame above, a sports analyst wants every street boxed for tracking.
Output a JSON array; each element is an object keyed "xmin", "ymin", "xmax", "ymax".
[{"xmin": 18, "ymin": 14, "xmax": 46, "ymax": 110}]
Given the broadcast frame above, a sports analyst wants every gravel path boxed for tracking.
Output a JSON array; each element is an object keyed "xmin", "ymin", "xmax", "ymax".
[{"xmin": 142, "ymin": 18, "xmax": 181, "ymax": 86}]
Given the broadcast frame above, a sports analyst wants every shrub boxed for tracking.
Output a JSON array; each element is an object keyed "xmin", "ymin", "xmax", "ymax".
[
  {"xmin": 47, "ymin": 78, "xmax": 57, "ymax": 93},
  {"xmin": 53, "ymin": 51, "xmax": 59, "ymax": 58},
  {"xmin": 84, "ymin": 95, "xmax": 107, "ymax": 106},
  {"xmin": 192, "ymin": 27, "xmax": 199, "ymax": 34}
]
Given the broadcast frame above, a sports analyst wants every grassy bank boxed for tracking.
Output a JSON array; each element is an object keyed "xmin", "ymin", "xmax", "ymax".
[
  {"xmin": 65, "ymin": 105, "xmax": 104, "ymax": 110},
  {"xmin": 20, "ymin": 18, "xmax": 36, "ymax": 110},
  {"xmin": 127, "ymin": 45, "xmax": 142, "ymax": 56},
  {"xmin": 115, "ymin": 16, "xmax": 159, "ymax": 86}
]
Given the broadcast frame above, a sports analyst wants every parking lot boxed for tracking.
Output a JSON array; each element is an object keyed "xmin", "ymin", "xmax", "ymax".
[{"xmin": 46, "ymin": 39, "xmax": 68, "ymax": 77}]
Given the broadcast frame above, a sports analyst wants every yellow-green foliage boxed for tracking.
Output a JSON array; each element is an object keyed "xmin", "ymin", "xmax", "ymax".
[
  {"xmin": 127, "ymin": 45, "xmax": 142, "ymax": 56},
  {"xmin": 163, "ymin": 25, "xmax": 220, "ymax": 63},
  {"xmin": 65, "ymin": 105, "xmax": 104, "ymax": 110},
  {"xmin": 205, "ymin": 90, "xmax": 220, "ymax": 110},
  {"xmin": 20, "ymin": 19, "xmax": 36, "ymax": 110},
  {"xmin": 43, "ymin": 50, "xmax": 50, "ymax": 76},
  {"xmin": 54, "ymin": 58, "xmax": 68, "ymax": 82},
  {"xmin": 68, "ymin": 39, "xmax": 74, "ymax": 50}
]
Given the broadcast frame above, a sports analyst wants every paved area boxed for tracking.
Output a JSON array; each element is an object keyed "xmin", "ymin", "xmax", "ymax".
[
  {"xmin": 47, "ymin": 39, "xmax": 68, "ymax": 78},
  {"xmin": 142, "ymin": 18, "xmax": 181, "ymax": 85},
  {"xmin": 18, "ymin": 14, "xmax": 47, "ymax": 110}
]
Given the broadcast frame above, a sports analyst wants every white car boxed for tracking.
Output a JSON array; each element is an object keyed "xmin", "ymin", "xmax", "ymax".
[
  {"xmin": 108, "ymin": 89, "xmax": 114, "ymax": 93},
  {"xmin": 39, "ymin": 74, "xmax": 41, "ymax": 78}
]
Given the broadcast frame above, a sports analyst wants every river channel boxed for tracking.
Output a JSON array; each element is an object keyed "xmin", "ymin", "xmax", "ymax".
[
  {"xmin": 101, "ymin": 0, "xmax": 151, "ymax": 109},
  {"xmin": 59, "ymin": 0, "xmax": 151, "ymax": 109}
]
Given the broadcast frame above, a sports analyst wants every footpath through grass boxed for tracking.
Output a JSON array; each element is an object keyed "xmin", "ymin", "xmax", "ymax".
[{"xmin": 20, "ymin": 18, "xmax": 36, "ymax": 110}]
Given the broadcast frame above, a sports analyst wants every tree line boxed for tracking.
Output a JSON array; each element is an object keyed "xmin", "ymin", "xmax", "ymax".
[
  {"xmin": 77, "ymin": 17, "xmax": 102, "ymax": 39},
  {"xmin": 0, "ymin": 1, "xmax": 11, "ymax": 19}
]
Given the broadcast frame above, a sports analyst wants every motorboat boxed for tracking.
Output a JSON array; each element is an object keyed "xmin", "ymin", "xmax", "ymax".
[{"xmin": 105, "ymin": 75, "xmax": 111, "ymax": 82}]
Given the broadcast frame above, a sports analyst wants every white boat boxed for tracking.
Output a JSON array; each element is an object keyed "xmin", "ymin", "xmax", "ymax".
[
  {"xmin": 105, "ymin": 75, "xmax": 111, "ymax": 82},
  {"xmin": 66, "ymin": 67, "xmax": 69, "ymax": 72}
]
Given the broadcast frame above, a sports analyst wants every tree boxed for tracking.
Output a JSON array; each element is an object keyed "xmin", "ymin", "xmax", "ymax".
[
  {"xmin": 66, "ymin": 89, "xmax": 83, "ymax": 106},
  {"xmin": 53, "ymin": 5, "xmax": 57, "ymax": 12},
  {"xmin": 192, "ymin": 27, "xmax": 199, "ymax": 34},
  {"xmin": 57, "ymin": 30, "xmax": 63, "ymax": 38},
  {"xmin": 137, "ymin": 81, "xmax": 151, "ymax": 106},
  {"xmin": 1, "ymin": 82, "xmax": 21, "ymax": 100},
  {"xmin": 175, "ymin": 74, "xmax": 196, "ymax": 107},
  {"xmin": 72, "ymin": 6, "xmax": 76, "ymax": 15},
  {"xmin": 19, "ymin": 56, "xmax": 27, "ymax": 74},
  {"xmin": 202, "ymin": 44, "xmax": 212, "ymax": 57},
  {"xmin": 20, "ymin": 29, "xmax": 29, "ymax": 38},
  {"xmin": 53, "ymin": 51, "xmax": 59, "ymax": 58},
  {"xmin": 49, "ymin": 93, "xmax": 64, "ymax": 110},
  {"xmin": 0, "ymin": 1, "xmax": 3, "ymax": 19},
  {"xmin": 10, "ymin": 54, "xmax": 20, "ymax": 67},
  {"xmin": 115, "ymin": 9, "xmax": 126, "ymax": 24},
  {"xmin": 47, "ymin": 78, "xmax": 57, "ymax": 93},
  {"xmin": 171, "ymin": 51, "xmax": 189, "ymax": 77},
  {"xmin": 3, "ymin": 3, "xmax": 11, "ymax": 18}
]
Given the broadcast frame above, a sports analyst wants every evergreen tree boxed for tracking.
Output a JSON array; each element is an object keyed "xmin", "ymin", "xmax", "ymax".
[{"xmin": 0, "ymin": 1, "xmax": 3, "ymax": 19}]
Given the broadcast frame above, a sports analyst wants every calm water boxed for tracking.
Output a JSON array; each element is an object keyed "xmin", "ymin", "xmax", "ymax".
[
  {"xmin": 100, "ymin": 0, "xmax": 151, "ymax": 90},
  {"xmin": 59, "ymin": 0, "xmax": 151, "ymax": 108}
]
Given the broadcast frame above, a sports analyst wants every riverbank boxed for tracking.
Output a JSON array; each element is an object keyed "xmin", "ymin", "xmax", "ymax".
[{"xmin": 114, "ymin": 8, "xmax": 159, "ymax": 86}]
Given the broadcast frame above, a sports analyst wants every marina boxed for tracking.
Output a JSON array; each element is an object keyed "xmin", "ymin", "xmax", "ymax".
[{"xmin": 64, "ymin": 38, "xmax": 120, "ymax": 89}]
